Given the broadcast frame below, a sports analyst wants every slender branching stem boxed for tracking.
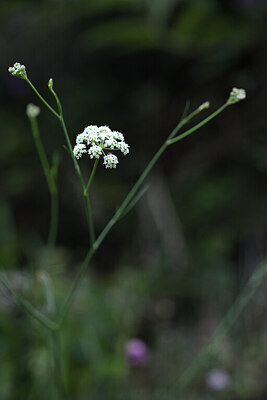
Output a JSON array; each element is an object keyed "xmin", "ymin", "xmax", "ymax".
[
  {"xmin": 57, "ymin": 111, "xmax": 95, "ymax": 245},
  {"xmin": 50, "ymin": 330, "xmax": 68, "ymax": 399},
  {"xmin": 85, "ymin": 159, "xmax": 99, "ymax": 195},
  {"xmin": 26, "ymin": 79, "xmax": 60, "ymax": 119},
  {"xmin": 27, "ymin": 79, "xmax": 96, "ymax": 245},
  {"xmin": 84, "ymin": 195, "xmax": 95, "ymax": 246},
  {"xmin": 167, "ymin": 104, "xmax": 228, "ymax": 146},
  {"xmin": 57, "ymin": 246, "xmax": 95, "ymax": 325},
  {"xmin": 29, "ymin": 117, "xmax": 59, "ymax": 252},
  {"xmin": 29, "ymin": 117, "xmax": 56, "ymax": 195},
  {"xmin": 0, "ymin": 273, "xmax": 58, "ymax": 331},
  {"xmin": 47, "ymin": 191, "xmax": 59, "ymax": 250},
  {"xmin": 57, "ymin": 102, "xmax": 229, "ymax": 325}
]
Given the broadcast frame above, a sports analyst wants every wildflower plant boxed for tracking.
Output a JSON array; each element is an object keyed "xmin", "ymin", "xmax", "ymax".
[{"xmin": 1, "ymin": 62, "xmax": 247, "ymax": 397}]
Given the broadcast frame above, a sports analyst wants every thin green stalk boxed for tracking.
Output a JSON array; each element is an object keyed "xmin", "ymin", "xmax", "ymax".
[
  {"xmin": 26, "ymin": 78, "xmax": 60, "ymax": 119},
  {"xmin": 47, "ymin": 191, "xmax": 59, "ymax": 249},
  {"xmin": 85, "ymin": 159, "xmax": 99, "ymax": 194},
  {"xmin": 27, "ymin": 78, "xmax": 96, "ymax": 245},
  {"xmin": 167, "ymin": 104, "xmax": 228, "ymax": 146},
  {"xmin": 50, "ymin": 330, "xmax": 68, "ymax": 399},
  {"xmin": 0, "ymin": 273, "xmax": 58, "ymax": 331},
  {"xmin": 57, "ymin": 104, "xmax": 227, "ymax": 325},
  {"xmin": 59, "ymin": 115, "xmax": 85, "ymax": 189},
  {"xmin": 29, "ymin": 116, "xmax": 59, "ymax": 260},
  {"xmin": 57, "ymin": 139, "xmax": 171, "ymax": 325},
  {"xmin": 84, "ymin": 195, "xmax": 95, "ymax": 246},
  {"xmin": 95, "ymin": 104, "xmax": 228, "ymax": 247},
  {"xmin": 176, "ymin": 261, "xmax": 267, "ymax": 392},
  {"xmin": 57, "ymin": 246, "xmax": 95, "ymax": 326},
  {"xmin": 29, "ymin": 117, "xmax": 56, "ymax": 195},
  {"xmin": 84, "ymin": 159, "xmax": 99, "ymax": 245},
  {"xmin": 26, "ymin": 78, "xmax": 85, "ymax": 201},
  {"xmin": 58, "ymin": 111, "xmax": 95, "ymax": 245},
  {"xmin": 50, "ymin": 90, "xmax": 96, "ymax": 245}
]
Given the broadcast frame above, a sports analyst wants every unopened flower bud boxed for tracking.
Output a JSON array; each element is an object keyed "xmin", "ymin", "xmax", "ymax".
[
  {"xmin": 8, "ymin": 62, "xmax": 27, "ymax": 80},
  {"xmin": 48, "ymin": 78, "xmax": 53, "ymax": 91},
  {"xmin": 227, "ymin": 88, "xmax": 246, "ymax": 104},
  {"xmin": 198, "ymin": 101, "xmax": 210, "ymax": 111}
]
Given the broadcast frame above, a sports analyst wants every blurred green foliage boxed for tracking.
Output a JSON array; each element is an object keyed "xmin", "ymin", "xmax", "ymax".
[{"xmin": 1, "ymin": 0, "xmax": 267, "ymax": 398}]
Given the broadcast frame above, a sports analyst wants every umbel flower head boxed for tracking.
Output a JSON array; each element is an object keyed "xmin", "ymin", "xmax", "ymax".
[
  {"xmin": 227, "ymin": 88, "xmax": 246, "ymax": 104},
  {"xmin": 73, "ymin": 125, "xmax": 129, "ymax": 169},
  {"xmin": 8, "ymin": 62, "xmax": 27, "ymax": 80}
]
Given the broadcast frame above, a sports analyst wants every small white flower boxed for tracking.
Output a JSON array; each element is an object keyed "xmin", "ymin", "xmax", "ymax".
[
  {"xmin": 88, "ymin": 145, "xmax": 102, "ymax": 159},
  {"xmin": 8, "ymin": 62, "xmax": 27, "ymax": 80},
  {"xmin": 26, "ymin": 103, "xmax": 40, "ymax": 118},
  {"xmin": 99, "ymin": 126, "xmax": 112, "ymax": 136},
  {"xmin": 87, "ymin": 132, "xmax": 101, "ymax": 145},
  {"xmin": 73, "ymin": 143, "xmax": 87, "ymax": 159},
  {"xmin": 85, "ymin": 125, "xmax": 99, "ymax": 131},
  {"xmin": 227, "ymin": 88, "xmax": 246, "ymax": 104},
  {"xmin": 84, "ymin": 125, "xmax": 99, "ymax": 136},
  {"xmin": 103, "ymin": 153, "xmax": 119, "ymax": 168},
  {"xmin": 113, "ymin": 131, "xmax": 124, "ymax": 141},
  {"xmin": 117, "ymin": 142, "xmax": 130, "ymax": 155},
  {"xmin": 76, "ymin": 132, "xmax": 89, "ymax": 144},
  {"xmin": 104, "ymin": 138, "xmax": 117, "ymax": 149}
]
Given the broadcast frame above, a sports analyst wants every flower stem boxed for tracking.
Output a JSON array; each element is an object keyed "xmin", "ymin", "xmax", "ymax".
[
  {"xmin": 84, "ymin": 195, "xmax": 95, "ymax": 246},
  {"xmin": 57, "ymin": 102, "xmax": 230, "ymax": 325},
  {"xmin": 50, "ymin": 330, "xmax": 68, "ymax": 399},
  {"xmin": 85, "ymin": 159, "xmax": 99, "ymax": 194},
  {"xmin": 0, "ymin": 273, "xmax": 58, "ymax": 331},
  {"xmin": 26, "ymin": 79, "xmax": 96, "ymax": 246},
  {"xmin": 28, "ymin": 116, "xmax": 59, "ymax": 262},
  {"xmin": 26, "ymin": 79, "xmax": 60, "ymax": 119},
  {"xmin": 167, "ymin": 104, "xmax": 228, "ymax": 146},
  {"xmin": 57, "ymin": 246, "xmax": 95, "ymax": 326},
  {"xmin": 47, "ymin": 191, "xmax": 59, "ymax": 250},
  {"xmin": 58, "ymin": 113, "xmax": 95, "ymax": 246}
]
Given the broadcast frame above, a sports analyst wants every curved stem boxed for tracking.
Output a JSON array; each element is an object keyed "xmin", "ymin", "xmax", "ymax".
[
  {"xmin": 57, "ymin": 246, "xmax": 95, "ymax": 325},
  {"xmin": 85, "ymin": 159, "xmax": 99, "ymax": 194},
  {"xmin": 26, "ymin": 79, "xmax": 60, "ymax": 119},
  {"xmin": 0, "ymin": 273, "xmax": 58, "ymax": 331},
  {"xmin": 29, "ymin": 117, "xmax": 59, "ymax": 263},
  {"xmin": 57, "ymin": 102, "xmax": 231, "ymax": 326},
  {"xmin": 59, "ymin": 115, "xmax": 85, "ymax": 190},
  {"xmin": 58, "ymin": 114, "xmax": 95, "ymax": 244},
  {"xmin": 47, "ymin": 191, "xmax": 59, "ymax": 250},
  {"xmin": 84, "ymin": 160, "xmax": 99, "ymax": 245},
  {"xmin": 84, "ymin": 195, "xmax": 95, "ymax": 246},
  {"xmin": 29, "ymin": 117, "xmax": 56, "ymax": 194},
  {"xmin": 167, "ymin": 104, "xmax": 228, "ymax": 146},
  {"xmin": 50, "ymin": 331, "xmax": 69, "ymax": 399}
]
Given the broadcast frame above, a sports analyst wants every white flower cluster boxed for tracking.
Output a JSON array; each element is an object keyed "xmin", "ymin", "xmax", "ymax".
[
  {"xmin": 73, "ymin": 125, "xmax": 129, "ymax": 168},
  {"xmin": 8, "ymin": 62, "xmax": 27, "ymax": 80},
  {"xmin": 227, "ymin": 88, "xmax": 246, "ymax": 104}
]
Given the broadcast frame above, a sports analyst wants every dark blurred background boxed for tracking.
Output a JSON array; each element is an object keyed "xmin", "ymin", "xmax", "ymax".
[{"xmin": 1, "ymin": 0, "xmax": 267, "ymax": 399}]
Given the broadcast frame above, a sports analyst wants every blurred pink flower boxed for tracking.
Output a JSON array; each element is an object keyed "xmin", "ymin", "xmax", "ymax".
[{"xmin": 125, "ymin": 339, "xmax": 150, "ymax": 366}]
